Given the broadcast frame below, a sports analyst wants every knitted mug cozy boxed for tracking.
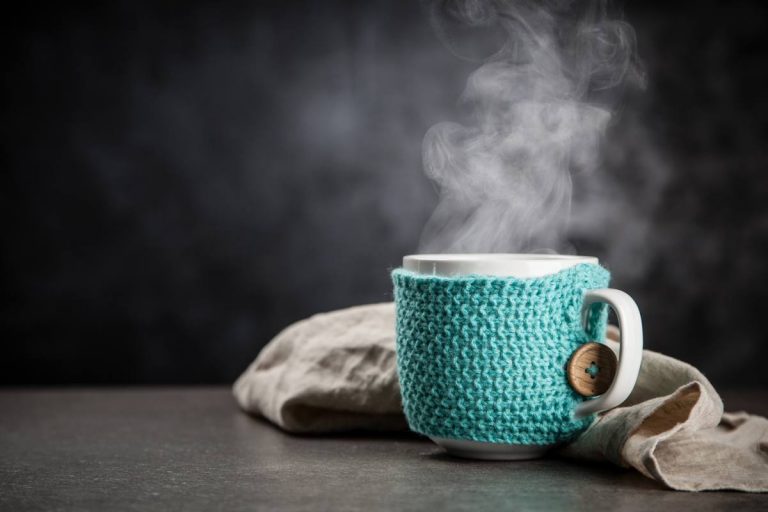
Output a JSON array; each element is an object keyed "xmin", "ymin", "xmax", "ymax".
[{"xmin": 391, "ymin": 263, "xmax": 611, "ymax": 445}]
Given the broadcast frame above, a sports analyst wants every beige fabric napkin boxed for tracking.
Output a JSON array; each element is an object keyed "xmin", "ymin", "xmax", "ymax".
[{"xmin": 233, "ymin": 303, "xmax": 768, "ymax": 492}]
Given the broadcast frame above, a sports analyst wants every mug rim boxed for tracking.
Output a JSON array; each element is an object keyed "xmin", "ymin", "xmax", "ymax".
[
  {"xmin": 402, "ymin": 253, "xmax": 599, "ymax": 278},
  {"xmin": 404, "ymin": 253, "xmax": 597, "ymax": 263}
]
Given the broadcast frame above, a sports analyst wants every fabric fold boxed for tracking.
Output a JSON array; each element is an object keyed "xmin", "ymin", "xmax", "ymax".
[{"xmin": 233, "ymin": 303, "xmax": 406, "ymax": 433}]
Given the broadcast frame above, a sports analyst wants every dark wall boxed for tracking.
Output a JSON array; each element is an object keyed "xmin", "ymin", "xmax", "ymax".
[{"xmin": 3, "ymin": 1, "xmax": 767, "ymax": 387}]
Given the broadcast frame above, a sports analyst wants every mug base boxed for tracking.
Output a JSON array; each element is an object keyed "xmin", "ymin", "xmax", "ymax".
[{"xmin": 430, "ymin": 437, "xmax": 552, "ymax": 460}]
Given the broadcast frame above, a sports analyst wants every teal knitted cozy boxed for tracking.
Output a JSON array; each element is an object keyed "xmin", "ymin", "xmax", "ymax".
[{"xmin": 391, "ymin": 263, "xmax": 611, "ymax": 445}]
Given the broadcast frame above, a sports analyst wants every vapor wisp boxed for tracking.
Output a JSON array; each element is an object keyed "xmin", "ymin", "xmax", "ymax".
[{"xmin": 419, "ymin": 0, "xmax": 645, "ymax": 254}]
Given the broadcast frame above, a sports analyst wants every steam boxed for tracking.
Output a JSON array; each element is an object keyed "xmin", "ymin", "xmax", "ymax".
[{"xmin": 419, "ymin": 0, "xmax": 645, "ymax": 253}]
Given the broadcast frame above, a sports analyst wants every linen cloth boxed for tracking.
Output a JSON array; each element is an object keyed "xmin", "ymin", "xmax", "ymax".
[{"xmin": 233, "ymin": 303, "xmax": 768, "ymax": 492}]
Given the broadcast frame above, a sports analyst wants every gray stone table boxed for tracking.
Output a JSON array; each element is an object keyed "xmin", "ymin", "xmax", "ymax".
[{"xmin": 1, "ymin": 388, "xmax": 766, "ymax": 511}]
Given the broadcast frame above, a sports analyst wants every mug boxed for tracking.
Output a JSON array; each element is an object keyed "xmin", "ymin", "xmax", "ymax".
[{"xmin": 391, "ymin": 254, "xmax": 642, "ymax": 460}]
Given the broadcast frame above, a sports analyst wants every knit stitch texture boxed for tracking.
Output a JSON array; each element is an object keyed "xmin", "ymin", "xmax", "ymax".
[{"xmin": 392, "ymin": 263, "xmax": 611, "ymax": 445}]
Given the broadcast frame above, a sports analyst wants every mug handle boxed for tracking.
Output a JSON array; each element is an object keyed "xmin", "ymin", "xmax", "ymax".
[{"xmin": 573, "ymin": 288, "xmax": 643, "ymax": 419}]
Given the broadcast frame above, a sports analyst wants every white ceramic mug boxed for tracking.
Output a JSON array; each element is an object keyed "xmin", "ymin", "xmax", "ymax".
[{"xmin": 400, "ymin": 254, "xmax": 643, "ymax": 459}]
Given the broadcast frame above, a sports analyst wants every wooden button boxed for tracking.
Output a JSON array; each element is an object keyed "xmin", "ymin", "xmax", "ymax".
[{"xmin": 566, "ymin": 342, "xmax": 617, "ymax": 397}]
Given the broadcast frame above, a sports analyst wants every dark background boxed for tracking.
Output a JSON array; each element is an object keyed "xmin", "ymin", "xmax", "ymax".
[{"xmin": 3, "ymin": 0, "xmax": 767, "ymax": 387}]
